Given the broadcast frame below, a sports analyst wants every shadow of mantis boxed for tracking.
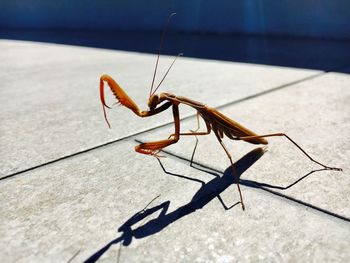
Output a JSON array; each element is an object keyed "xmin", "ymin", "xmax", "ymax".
[
  {"xmin": 85, "ymin": 146, "xmax": 349, "ymax": 262},
  {"xmin": 84, "ymin": 147, "xmax": 265, "ymax": 262}
]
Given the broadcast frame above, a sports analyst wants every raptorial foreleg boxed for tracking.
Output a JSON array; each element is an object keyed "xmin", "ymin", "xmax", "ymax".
[
  {"xmin": 100, "ymin": 74, "xmax": 172, "ymax": 128},
  {"xmin": 135, "ymin": 104, "xmax": 180, "ymax": 156}
]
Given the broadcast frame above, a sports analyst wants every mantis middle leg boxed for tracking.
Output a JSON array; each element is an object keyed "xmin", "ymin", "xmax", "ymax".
[{"xmin": 167, "ymin": 112, "xmax": 211, "ymax": 165}]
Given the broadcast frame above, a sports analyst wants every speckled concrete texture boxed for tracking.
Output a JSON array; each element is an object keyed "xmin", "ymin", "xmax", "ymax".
[
  {"xmin": 0, "ymin": 40, "xmax": 320, "ymax": 177},
  {"xmin": 1, "ymin": 40, "xmax": 349, "ymax": 263},
  {"xmin": 136, "ymin": 69, "xmax": 350, "ymax": 218}
]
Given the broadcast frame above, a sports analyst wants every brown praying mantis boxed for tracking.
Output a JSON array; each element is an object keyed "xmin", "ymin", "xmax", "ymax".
[{"xmin": 99, "ymin": 14, "xmax": 342, "ymax": 211}]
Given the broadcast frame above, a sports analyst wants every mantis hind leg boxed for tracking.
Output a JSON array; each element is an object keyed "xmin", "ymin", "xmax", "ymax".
[
  {"xmin": 236, "ymin": 133, "xmax": 342, "ymax": 171},
  {"xmin": 214, "ymin": 132, "xmax": 245, "ymax": 211}
]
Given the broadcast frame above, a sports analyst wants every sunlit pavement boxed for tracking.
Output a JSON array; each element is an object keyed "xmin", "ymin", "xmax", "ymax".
[{"xmin": 1, "ymin": 39, "xmax": 349, "ymax": 262}]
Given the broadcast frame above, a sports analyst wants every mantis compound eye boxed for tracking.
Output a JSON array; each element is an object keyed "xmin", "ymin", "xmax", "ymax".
[{"xmin": 148, "ymin": 94, "xmax": 159, "ymax": 110}]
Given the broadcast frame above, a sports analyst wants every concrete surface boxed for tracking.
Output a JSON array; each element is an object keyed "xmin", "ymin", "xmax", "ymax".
[
  {"xmin": 0, "ymin": 39, "xmax": 320, "ymax": 177},
  {"xmin": 1, "ymin": 40, "xmax": 349, "ymax": 262}
]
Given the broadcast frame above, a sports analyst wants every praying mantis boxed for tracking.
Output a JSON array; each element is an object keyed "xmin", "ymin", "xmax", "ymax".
[{"xmin": 99, "ymin": 14, "xmax": 342, "ymax": 211}]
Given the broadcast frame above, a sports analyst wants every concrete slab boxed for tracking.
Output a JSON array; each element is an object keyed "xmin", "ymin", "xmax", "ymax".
[
  {"xmin": 0, "ymin": 40, "xmax": 322, "ymax": 177},
  {"xmin": 1, "ymin": 139, "xmax": 349, "ymax": 263},
  {"xmin": 1, "ymin": 40, "xmax": 349, "ymax": 263},
  {"xmin": 136, "ymin": 69, "xmax": 350, "ymax": 219}
]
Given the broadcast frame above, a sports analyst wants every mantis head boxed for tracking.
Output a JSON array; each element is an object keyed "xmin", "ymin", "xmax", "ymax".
[{"xmin": 148, "ymin": 94, "xmax": 159, "ymax": 110}]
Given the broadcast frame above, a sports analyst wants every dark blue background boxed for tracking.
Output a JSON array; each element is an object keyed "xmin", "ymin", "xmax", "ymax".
[
  {"xmin": 1, "ymin": 1, "xmax": 350, "ymax": 72},
  {"xmin": 1, "ymin": 0, "xmax": 350, "ymax": 38}
]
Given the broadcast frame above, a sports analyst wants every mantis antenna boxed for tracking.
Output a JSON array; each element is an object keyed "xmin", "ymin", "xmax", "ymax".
[
  {"xmin": 149, "ymin": 12, "xmax": 177, "ymax": 97},
  {"xmin": 151, "ymin": 52, "xmax": 183, "ymax": 96}
]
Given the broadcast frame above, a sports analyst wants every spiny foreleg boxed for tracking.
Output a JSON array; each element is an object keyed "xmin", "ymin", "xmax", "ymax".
[
  {"xmin": 100, "ymin": 74, "xmax": 172, "ymax": 128},
  {"xmin": 135, "ymin": 104, "xmax": 180, "ymax": 156}
]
